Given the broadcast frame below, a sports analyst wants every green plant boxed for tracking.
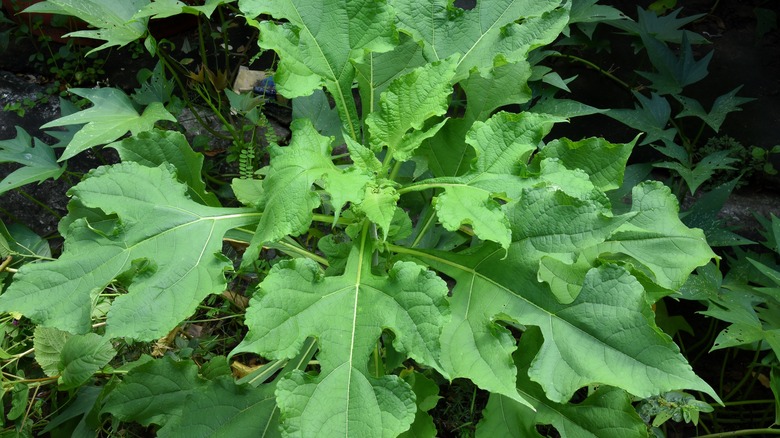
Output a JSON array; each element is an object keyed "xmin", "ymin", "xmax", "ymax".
[
  {"xmin": 0, "ymin": 0, "xmax": 736, "ymax": 436},
  {"xmin": 697, "ymin": 135, "xmax": 780, "ymax": 188},
  {"xmin": 559, "ymin": 7, "xmax": 755, "ymax": 199}
]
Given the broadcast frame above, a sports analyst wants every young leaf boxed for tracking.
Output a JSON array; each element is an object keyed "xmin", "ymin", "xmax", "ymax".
[
  {"xmin": 476, "ymin": 329, "xmax": 647, "ymax": 438},
  {"xmin": 42, "ymin": 88, "xmax": 176, "ymax": 161},
  {"xmin": 240, "ymin": 0, "xmax": 395, "ymax": 140},
  {"xmin": 0, "ymin": 163, "xmax": 259, "ymax": 339},
  {"xmin": 459, "ymin": 57, "xmax": 534, "ymax": 122},
  {"xmin": 413, "ymin": 112, "xmax": 564, "ymax": 250},
  {"xmin": 244, "ymin": 119, "xmax": 370, "ymax": 263},
  {"xmin": 394, "ymin": 0, "xmax": 570, "ymax": 79},
  {"xmin": 366, "ymin": 56, "xmax": 458, "ymax": 161},
  {"xmin": 232, "ymin": 225, "xmax": 450, "ymax": 437},
  {"xmin": 23, "ymin": 0, "xmax": 149, "ymax": 54},
  {"xmin": 0, "ymin": 126, "xmax": 66, "ymax": 195}
]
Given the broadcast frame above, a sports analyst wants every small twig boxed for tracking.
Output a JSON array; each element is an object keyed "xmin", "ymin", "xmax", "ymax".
[{"xmin": 0, "ymin": 256, "xmax": 13, "ymax": 272}]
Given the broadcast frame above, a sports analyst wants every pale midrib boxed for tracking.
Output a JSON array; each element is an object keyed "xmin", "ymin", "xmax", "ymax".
[
  {"xmin": 413, "ymin": 246, "xmax": 680, "ymax": 377},
  {"xmin": 345, "ymin": 229, "xmax": 369, "ymax": 436},
  {"xmin": 457, "ymin": 1, "xmax": 518, "ymax": 72},
  {"xmin": 292, "ymin": 6, "xmax": 358, "ymax": 141}
]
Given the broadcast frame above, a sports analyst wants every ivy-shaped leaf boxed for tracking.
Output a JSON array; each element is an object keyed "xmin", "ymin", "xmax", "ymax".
[
  {"xmin": 607, "ymin": 7, "xmax": 708, "ymax": 45},
  {"xmin": 111, "ymin": 129, "xmax": 220, "ymax": 206},
  {"xmin": 232, "ymin": 225, "xmax": 450, "ymax": 437},
  {"xmin": 0, "ymin": 126, "xmax": 65, "ymax": 195},
  {"xmin": 240, "ymin": 0, "xmax": 395, "ymax": 140},
  {"xmin": 674, "ymin": 86, "xmax": 755, "ymax": 132},
  {"xmin": 416, "ymin": 181, "xmax": 718, "ymax": 405},
  {"xmin": 0, "ymin": 163, "xmax": 259, "ymax": 339},
  {"xmin": 42, "ymin": 88, "xmax": 176, "ymax": 161},
  {"xmin": 23, "ymin": 0, "xmax": 149, "ymax": 54},
  {"xmin": 655, "ymin": 150, "xmax": 739, "ymax": 195}
]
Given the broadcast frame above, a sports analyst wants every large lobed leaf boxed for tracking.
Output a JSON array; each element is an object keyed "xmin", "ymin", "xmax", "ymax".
[
  {"xmin": 103, "ymin": 356, "xmax": 279, "ymax": 437},
  {"xmin": 476, "ymin": 329, "xmax": 647, "ymax": 438},
  {"xmin": 240, "ymin": 0, "xmax": 395, "ymax": 140},
  {"xmin": 418, "ymin": 180, "xmax": 718, "ymax": 406},
  {"xmin": 23, "ymin": 0, "xmax": 149, "ymax": 54},
  {"xmin": 242, "ymin": 119, "xmax": 370, "ymax": 264},
  {"xmin": 394, "ymin": 0, "xmax": 569, "ymax": 80},
  {"xmin": 232, "ymin": 225, "xmax": 449, "ymax": 437},
  {"xmin": 0, "ymin": 163, "xmax": 258, "ymax": 340}
]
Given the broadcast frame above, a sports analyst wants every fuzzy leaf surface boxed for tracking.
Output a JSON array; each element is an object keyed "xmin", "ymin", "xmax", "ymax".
[
  {"xmin": 23, "ymin": 0, "xmax": 148, "ymax": 54},
  {"xmin": 239, "ymin": 0, "xmax": 394, "ymax": 140},
  {"xmin": 419, "ymin": 181, "xmax": 718, "ymax": 404},
  {"xmin": 42, "ymin": 88, "xmax": 176, "ymax": 161},
  {"xmin": 111, "ymin": 129, "xmax": 220, "ymax": 206},
  {"xmin": 535, "ymin": 136, "xmax": 637, "ymax": 192},
  {"xmin": 394, "ymin": 0, "xmax": 569, "ymax": 79},
  {"xmin": 232, "ymin": 227, "xmax": 449, "ymax": 437},
  {"xmin": 366, "ymin": 57, "xmax": 457, "ymax": 160},
  {"xmin": 0, "ymin": 163, "xmax": 258, "ymax": 339},
  {"xmin": 459, "ymin": 58, "xmax": 534, "ymax": 122}
]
